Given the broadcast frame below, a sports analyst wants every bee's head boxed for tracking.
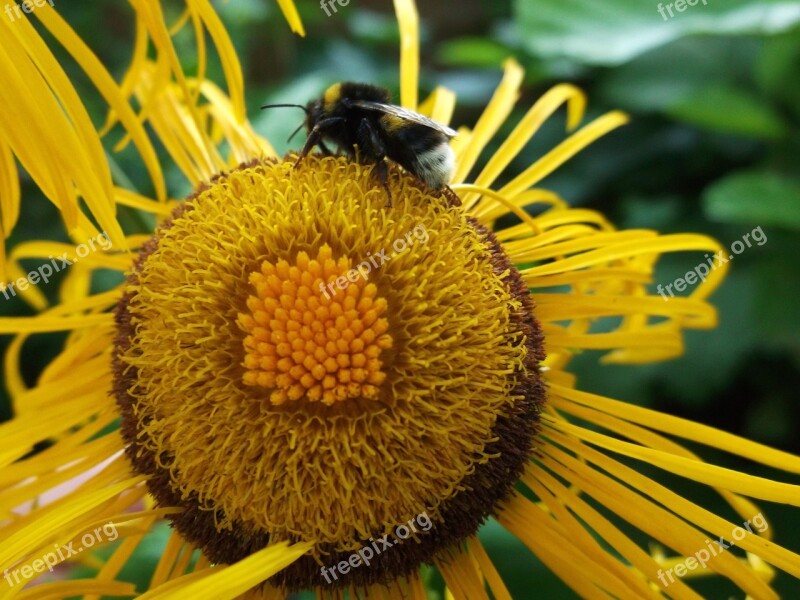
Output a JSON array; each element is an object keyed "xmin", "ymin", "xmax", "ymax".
[{"xmin": 305, "ymin": 98, "xmax": 324, "ymax": 130}]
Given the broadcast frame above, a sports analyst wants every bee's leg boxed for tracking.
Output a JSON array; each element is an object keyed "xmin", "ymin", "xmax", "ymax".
[
  {"xmin": 357, "ymin": 119, "xmax": 392, "ymax": 206},
  {"xmin": 318, "ymin": 140, "xmax": 334, "ymax": 156},
  {"xmin": 295, "ymin": 117, "xmax": 345, "ymax": 167},
  {"xmin": 373, "ymin": 160, "xmax": 392, "ymax": 207}
]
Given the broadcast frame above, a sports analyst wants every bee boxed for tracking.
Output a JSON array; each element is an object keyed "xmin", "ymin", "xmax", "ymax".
[{"xmin": 261, "ymin": 82, "xmax": 457, "ymax": 204}]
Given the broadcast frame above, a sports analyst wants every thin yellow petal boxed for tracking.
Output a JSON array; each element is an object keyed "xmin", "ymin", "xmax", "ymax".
[
  {"xmin": 498, "ymin": 111, "xmax": 629, "ymax": 199},
  {"xmin": 0, "ymin": 436, "xmax": 121, "ymax": 514},
  {"xmin": 0, "ymin": 313, "xmax": 111, "ymax": 335},
  {"xmin": 137, "ymin": 541, "xmax": 312, "ymax": 600},
  {"xmin": 393, "ymin": 0, "xmax": 419, "ymax": 110},
  {"xmin": 186, "ymin": 0, "xmax": 245, "ymax": 123},
  {"xmin": 477, "ymin": 195, "xmax": 599, "ymax": 234},
  {"xmin": 84, "ymin": 516, "xmax": 160, "ymax": 600},
  {"xmin": 520, "ymin": 233, "xmax": 728, "ymax": 301},
  {"xmin": 499, "ymin": 493, "xmax": 632, "ymax": 599},
  {"xmin": 1, "ymin": 261, "xmax": 48, "ymax": 311},
  {"xmin": 0, "ymin": 141, "xmax": 20, "ymax": 255},
  {"xmin": 534, "ymin": 293, "xmax": 717, "ymax": 329},
  {"xmin": 538, "ymin": 441, "xmax": 777, "ymax": 598},
  {"xmin": 0, "ymin": 31, "xmax": 77, "ymax": 229},
  {"xmin": 98, "ymin": 14, "xmax": 148, "ymax": 137},
  {"xmin": 0, "ymin": 475, "xmax": 143, "ymax": 570},
  {"xmin": 435, "ymin": 546, "xmax": 490, "ymax": 600},
  {"xmin": 450, "ymin": 184, "xmax": 543, "ymax": 236},
  {"xmin": 468, "ymin": 538, "xmax": 512, "ymax": 600},
  {"xmin": 551, "ymin": 383, "xmax": 800, "ymax": 474},
  {"xmin": 418, "ymin": 85, "xmax": 457, "ymax": 126},
  {"xmin": 463, "ymin": 84, "xmax": 586, "ymax": 208},
  {"xmin": 522, "ymin": 473, "xmax": 665, "ymax": 599},
  {"xmin": 199, "ymin": 80, "xmax": 277, "ymax": 161},
  {"xmin": 275, "ymin": 0, "xmax": 306, "ymax": 36},
  {"xmin": 114, "ymin": 187, "xmax": 178, "ymax": 217},
  {"xmin": 526, "ymin": 463, "xmax": 704, "ymax": 600},
  {"xmin": 0, "ymin": 392, "xmax": 113, "ymax": 467},
  {"xmin": 37, "ymin": 8, "xmax": 166, "ymax": 204},
  {"xmin": 542, "ymin": 425, "xmax": 800, "ymax": 589},
  {"xmin": 452, "ymin": 58, "xmax": 523, "ymax": 184},
  {"xmin": 149, "ymin": 531, "xmax": 189, "ymax": 588},
  {"xmin": 547, "ymin": 416, "xmax": 800, "ymax": 506},
  {"xmin": 0, "ymin": 411, "xmax": 117, "ymax": 487},
  {"xmin": 548, "ymin": 393, "xmax": 774, "ymax": 539},
  {"xmin": 14, "ymin": 580, "xmax": 137, "ymax": 600}
]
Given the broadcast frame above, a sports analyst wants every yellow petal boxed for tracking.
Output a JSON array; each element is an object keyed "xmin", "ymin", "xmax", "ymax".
[
  {"xmin": 468, "ymin": 538, "xmax": 512, "ymax": 600},
  {"xmin": 547, "ymin": 416, "xmax": 800, "ymax": 507},
  {"xmin": 186, "ymin": 0, "xmax": 245, "ymax": 123},
  {"xmin": 452, "ymin": 58, "xmax": 523, "ymax": 184},
  {"xmin": 463, "ymin": 84, "xmax": 586, "ymax": 208},
  {"xmin": 275, "ymin": 0, "xmax": 306, "ymax": 36},
  {"xmin": 137, "ymin": 541, "xmax": 313, "ymax": 600},
  {"xmin": 0, "ymin": 475, "xmax": 144, "ymax": 571},
  {"xmin": 498, "ymin": 111, "xmax": 629, "ymax": 199},
  {"xmin": 551, "ymin": 383, "xmax": 800, "ymax": 474},
  {"xmin": 435, "ymin": 546, "xmax": 490, "ymax": 600},
  {"xmin": 393, "ymin": 0, "xmax": 419, "ymax": 110},
  {"xmin": 13, "ymin": 580, "xmax": 137, "ymax": 600},
  {"xmin": 418, "ymin": 85, "xmax": 457, "ymax": 126}
]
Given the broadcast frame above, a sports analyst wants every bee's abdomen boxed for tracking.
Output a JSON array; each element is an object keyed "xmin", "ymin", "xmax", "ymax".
[{"xmin": 411, "ymin": 140, "xmax": 455, "ymax": 189}]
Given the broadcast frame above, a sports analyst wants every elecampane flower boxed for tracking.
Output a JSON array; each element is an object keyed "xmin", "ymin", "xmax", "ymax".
[{"xmin": 1, "ymin": 1, "xmax": 799, "ymax": 599}]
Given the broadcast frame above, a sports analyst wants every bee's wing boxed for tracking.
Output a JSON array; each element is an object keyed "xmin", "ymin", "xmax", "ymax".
[{"xmin": 350, "ymin": 101, "xmax": 458, "ymax": 138}]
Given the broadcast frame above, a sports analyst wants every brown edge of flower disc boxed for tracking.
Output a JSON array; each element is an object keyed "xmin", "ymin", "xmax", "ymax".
[{"xmin": 112, "ymin": 156, "xmax": 547, "ymax": 592}]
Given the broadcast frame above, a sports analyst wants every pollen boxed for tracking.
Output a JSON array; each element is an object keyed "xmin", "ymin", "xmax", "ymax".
[{"xmin": 238, "ymin": 245, "xmax": 392, "ymax": 406}]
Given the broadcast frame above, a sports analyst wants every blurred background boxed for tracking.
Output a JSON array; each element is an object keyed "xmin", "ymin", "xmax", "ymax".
[{"xmin": 2, "ymin": 0, "xmax": 799, "ymax": 597}]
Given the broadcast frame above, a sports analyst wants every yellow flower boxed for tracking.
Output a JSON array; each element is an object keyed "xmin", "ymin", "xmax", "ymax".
[{"xmin": 1, "ymin": 1, "xmax": 799, "ymax": 599}]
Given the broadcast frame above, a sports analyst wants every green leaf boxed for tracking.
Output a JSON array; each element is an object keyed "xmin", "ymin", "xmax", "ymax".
[
  {"xmin": 666, "ymin": 84, "xmax": 786, "ymax": 139},
  {"xmin": 756, "ymin": 30, "xmax": 800, "ymax": 120},
  {"xmin": 436, "ymin": 37, "xmax": 512, "ymax": 68},
  {"xmin": 513, "ymin": 0, "xmax": 800, "ymax": 65},
  {"xmin": 597, "ymin": 37, "xmax": 756, "ymax": 113},
  {"xmin": 703, "ymin": 170, "xmax": 800, "ymax": 228},
  {"xmin": 754, "ymin": 249, "xmax": 800, "ymax": 349}
]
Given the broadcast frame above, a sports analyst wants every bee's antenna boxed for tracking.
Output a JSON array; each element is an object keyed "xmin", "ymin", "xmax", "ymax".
[
  {"xmin": 286, "ymin": 122, "xmax": 306, "ymax": 143},
  {"xmin": 260, "ymin": 103, "xmax": 310, "ymax": 114}
]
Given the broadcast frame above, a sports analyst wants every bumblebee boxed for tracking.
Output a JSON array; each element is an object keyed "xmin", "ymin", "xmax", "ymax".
[{"xmin": 262, "ymin": 82, "xmax": 457, "ymax": 203}]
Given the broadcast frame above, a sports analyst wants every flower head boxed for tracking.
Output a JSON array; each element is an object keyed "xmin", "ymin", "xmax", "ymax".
[{"xmin": 113, "ymin": 156, "xmax": 545, "ymax": 589}]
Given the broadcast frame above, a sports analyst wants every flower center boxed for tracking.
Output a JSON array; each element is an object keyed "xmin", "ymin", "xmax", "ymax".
[{"xmin": 239, "ymin": 245, "xmax": 392, "ymax": 406}]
